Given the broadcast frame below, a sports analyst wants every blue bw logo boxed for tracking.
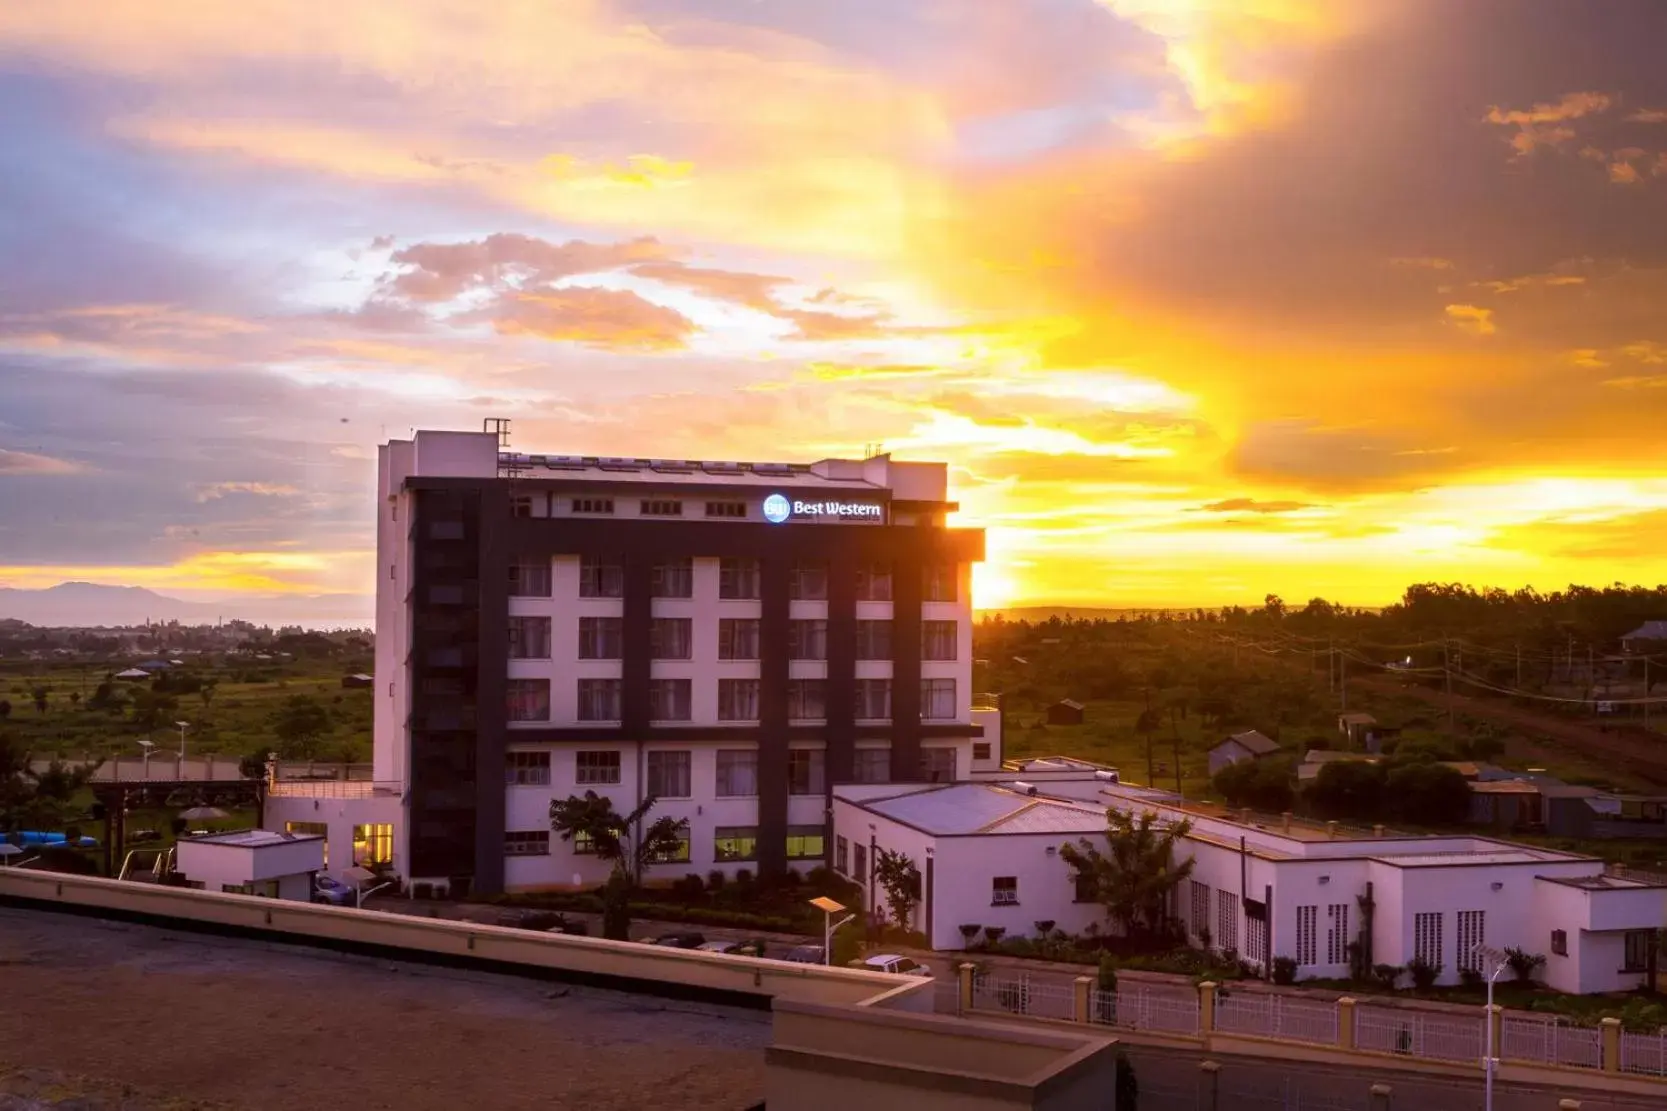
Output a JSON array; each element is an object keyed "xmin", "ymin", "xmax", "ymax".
[{"xmin": 762, "ymin": 493, "xmax": 792, "ymax": 524}]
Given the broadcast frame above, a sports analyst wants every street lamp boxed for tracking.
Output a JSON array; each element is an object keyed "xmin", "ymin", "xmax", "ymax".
[
  {"xmin": 342, "ymin": 866, "xmax": 394, "ymax": 908},
  {"xmin": 138, "ymin": 738, "xmax": 156, "ymax": 771},
  {"xmin": 1472, "ymin": 944, "xmax": 1511, "ymax": 1111},
  {"xmin": 174, "ymin": 721, "xmax": 190, "ymax": 761},
  {"xmin": 810, "ymin": 895, "xmax": 855, "ymax": 966}
]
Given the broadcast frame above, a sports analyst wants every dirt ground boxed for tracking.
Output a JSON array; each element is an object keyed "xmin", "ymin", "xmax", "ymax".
[{"xmin": 0, "ymin": 908, "xmax": 768, "ymax": 1111}]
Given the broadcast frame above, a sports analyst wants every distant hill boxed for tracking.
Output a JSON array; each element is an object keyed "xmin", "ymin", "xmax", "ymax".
[{"xmin": 0, "ymin": 582, "xmax": 371, "ymax": 628}]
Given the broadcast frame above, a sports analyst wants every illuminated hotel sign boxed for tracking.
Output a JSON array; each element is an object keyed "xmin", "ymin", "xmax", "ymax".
[{"xmin": 763, "ymin": 493, "xmax": 883, "ymax": 524}]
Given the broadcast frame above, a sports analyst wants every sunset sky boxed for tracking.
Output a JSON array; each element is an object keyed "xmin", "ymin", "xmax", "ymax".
[{"xmin": 3, "ymin": 0, "xmax": 1667, "ymax": 617}]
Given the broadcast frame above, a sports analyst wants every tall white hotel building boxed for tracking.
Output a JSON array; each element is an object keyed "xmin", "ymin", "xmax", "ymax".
[{"xmin": 269, "ymin": 426, "xmax": 1000, "ymax": 896}]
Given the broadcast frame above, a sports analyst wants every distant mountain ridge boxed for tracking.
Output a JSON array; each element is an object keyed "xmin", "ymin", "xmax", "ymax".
[{"xmin": 0, "ymin": 582, "xmax": 370, "ymax": 628}]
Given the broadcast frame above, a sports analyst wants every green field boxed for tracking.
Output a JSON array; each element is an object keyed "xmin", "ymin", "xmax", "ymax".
[{"xmin": 0, "ymin": 654, "xmax": 373, "ymax": 763}]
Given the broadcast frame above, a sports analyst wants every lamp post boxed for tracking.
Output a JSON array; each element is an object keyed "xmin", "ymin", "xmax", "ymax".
[
  {"xmin": 174, "ymin": 721, "xmax": 190, "ymax": 761},
  {"xmin": 1473, "ymin": 944, "xmax": 1510, "ymax": 1111},
  {"xmin": 138, "ymin": 738, "xmax": 155, "ymax": 771},
  {"xmin": 810, "ymin": 895, "xmax": 855, "ymax": 966}
]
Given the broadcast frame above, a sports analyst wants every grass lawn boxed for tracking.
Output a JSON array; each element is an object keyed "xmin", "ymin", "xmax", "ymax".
[
  {"xmin": 1, "ymin": 656, "xmax": 372, "ymax": 762},
  {"xmin": 1002, "ymin": 698, "xmax": 1220, "ymax": 795}
]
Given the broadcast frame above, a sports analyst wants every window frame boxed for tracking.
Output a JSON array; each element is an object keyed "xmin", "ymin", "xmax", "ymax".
[
  {"xmin": 578, "ymin": 554, "xmax": 624, "ymax": 598},
  {"xmin": 504, "ymin": 750, "xmax": 551, "ymax": 786},
  {"xmin": 715, "ymin": 749, "xmax": 759, "ymax": 797},
  {"xmin": 576, "ymin": 678, "xmax": 623, "ymax": 722},
  {"xmin": 718, "ymin": 557, "xmax": 761, "ymax": 599},
  {"xmin": 508, "ymin": 560, "xmax": 552, "ymax": 598},
  {"xmin": 787, "ymin": 748, "xmax": 826, "ymax": 796},
  {"xmin": 505, "ymin": 678, "xmax": 552, "ymax": 723},
  {"xmin": 718, "ymin": 617, "xmax": 760, "ymax": 660},
  {"xmin": 651, "ymin": 557, "xmax": 694, "ymax": 598},
  {"xmin": 650, "ymin": 616, "xmax": 693, "ymax": 660},
  {"xmin": 714, "ymin": 825, "xmax": 759, "ymax": 862},
  {"xmin": 790, "ymin": 561, "xmax": 828, "ymax": 600},
  {"xmin": 921, "ymin": 620, "xmax": 958, "ymax": 661},
  {"xmin": 504, "ymin": 830, "xmax": 551, "ymax": 856},
  {"xmin": 507, "ymin": 615, "xmax": 552, "ymax": 660},
  {"xmin": 648, "ymin": 678, "xmax": 693, "ymax": 722},
  {"xmin": 575, "ymin": 750, "xmax": 622, "ymax": 786},
  {"xmin": 718, "ymin": 678, "xmax": 761, "ymax": 722},
  {"xmin": 991, "ymin": 876, "xmax": 1019, "ymax": 906},
  {"xmin": 577, "ymin": 616, "xmax": 624, "ymax": 660},
  {"xmin": 646, "ymin": 750, "xmax": 692, "ymax": 799},
  {"xmin": 855, "ymin": 620, "xmax": 892, "ymax": 661}
]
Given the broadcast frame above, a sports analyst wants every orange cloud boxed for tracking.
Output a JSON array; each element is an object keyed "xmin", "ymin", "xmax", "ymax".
[
  {"xmin": 1443, "ymin": 303, "xmax": 1495, "ymax": 336},
  {"xmin": 484, "ymin": 288, "xmax": 695, "ymax": 351},
  {"xmin": 0, "ymin": 449, "xmax": 86, "ymax": 476}
]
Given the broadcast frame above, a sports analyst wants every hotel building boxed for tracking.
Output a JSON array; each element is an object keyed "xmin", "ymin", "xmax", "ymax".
[{"xmin": 269, "ymin": 426, "xmax": 999, "ymax": 897}]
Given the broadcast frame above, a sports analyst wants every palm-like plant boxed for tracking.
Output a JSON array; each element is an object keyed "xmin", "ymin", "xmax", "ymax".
[
  {"xmin": 1060, "ymin": 808, "xmax": 1195, "ymax": 945},
  {"xmin": 549, "ymin": 790, "xmax": 688, "ymax": 940}
]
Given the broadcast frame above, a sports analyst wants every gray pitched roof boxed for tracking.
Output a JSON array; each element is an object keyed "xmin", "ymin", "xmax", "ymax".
[
  {"xmin": 1622, "ymin": 621, "xmax": 1667, "ymax": 642},
  {"xmin": 1219, "ymin": 729, "xmax": 1280, "ymax": 756}
]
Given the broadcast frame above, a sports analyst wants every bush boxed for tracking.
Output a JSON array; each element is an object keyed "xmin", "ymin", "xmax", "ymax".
[
  {"xmin": 706, "ymin": 870, "xmax": 726, "ymax": 891},
  {"xmin": 735, "ymin": 868, "xmax": 755, "ymax": 887},
  {"xmin": 1372, "ymin": 964, "xmax": 1405, "ymax": 990},
  {"xmin": 805, "ymin": 865, "xmax": 833, "ymax": 888},
  {"xmin": 1034, "ymin": 919, "xmax": 1056, "ymax": 935},
  {"xmin": 1406, "ymin": 957, "xmax": 1442, "ymax": 990},
  {"xmin": 959, "ymin": 923, "xmax": 983, "ymax": 946},
  {"xmin": 1097, "ymin": 953, "xmax": 1118, "ymax": 991},
  {"xmin": 984, "ymin": 926, "xmax": 1006, "ymax": 945},
  {"xmin": 672, "ymin": 873, "xmax": 706, "ymax": 900},
  {"xmin": 783, "ymin": 868, "xmax": 802, "ymax": 887},
  {"xmin": 1214, "ymin": 757, "xmax": 1295, "ymax": 813},
  {"xmin": 1271, "ymin": 956, "xmax": 1298, "ymax": 985},
  {"xmin": 1505, "ymin": 947, "xmax": 1545, "ymax": 985},
  {"xmin": 1459, "ymin": 967, "xmax": 1484, "ymax": 990}
]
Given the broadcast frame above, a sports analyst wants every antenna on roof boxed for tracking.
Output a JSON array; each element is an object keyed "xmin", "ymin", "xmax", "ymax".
[{"xmin": 863, "ymin": 442, "xmax": 886, "ymax": 460}]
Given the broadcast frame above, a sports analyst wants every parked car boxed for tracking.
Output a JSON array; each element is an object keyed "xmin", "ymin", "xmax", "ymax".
[
  {"xmin": 313, "ymin": 875, "xmax": 355, "ymax": 906},
  {"xmin": 650, "ymin": 932, "xmax": 706, "ymax": 949},
  {"xmin": 696, "ymin": 939, "xmax": 766, "ymax": 956},
  {"xmin": 783, "ymin": 945, "xmax": 826, "ymax": 965},
  {"xmin": 862, "ymin": 954, "xmax": 931, "ymax": 978}
]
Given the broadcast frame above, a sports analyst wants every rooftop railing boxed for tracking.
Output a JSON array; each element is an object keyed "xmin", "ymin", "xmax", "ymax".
[{"xmin": 266, "ymin": 780, "xmax": 402, "ymax": 800}]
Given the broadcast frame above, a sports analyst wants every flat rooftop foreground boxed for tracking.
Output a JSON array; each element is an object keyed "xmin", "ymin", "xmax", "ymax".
[{"xmin": 0, "ymin": 907, "xmax": 768, "ymax": 1111}]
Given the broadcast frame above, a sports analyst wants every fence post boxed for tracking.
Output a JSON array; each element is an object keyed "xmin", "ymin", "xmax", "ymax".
[
  {"xmin": 1337, "ymin": 997, "xmax": 1356, "ymax": 1051},
  {"xmin": 1072, "ymin": 975, "xmax": 1092, "ymax": 1023},
  {"xmin": 1367, "ymin": 1082, "xmax": 1391, "ymax": 1110},
  {"xmin": 1600, "ymin": 1016, "xmax": 1621, "ymax": 1073},
  {"xmin": 1486, "ymin": 1004, "xmax": 1503, "ymax": 1063},
  {"xmin": 1197, "ymin": 1060, "xmax": 1220, "ymax": 1111},
  {"xmin": 958, "ymin": 962, "xmax": 975, "ymax": 1014},
  {"xmin": 1198, "ymin": 980, "xmax": 1218, "ymax": 1036}
]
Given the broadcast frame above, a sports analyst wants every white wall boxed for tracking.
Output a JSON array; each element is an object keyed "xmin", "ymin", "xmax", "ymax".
[
  {"xmin": 174, "ymin": 838, "xmax": 323, "ymax": 897},
  {"xmin": 930, "ymin": 834, "xmax": 1105, "ymax": 950},
  {"xmin": 262, "ymin": 794, "xmax": 403, "ymax": 880}
]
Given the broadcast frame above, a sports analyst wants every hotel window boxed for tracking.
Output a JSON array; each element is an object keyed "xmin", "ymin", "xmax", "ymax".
[
  {"xmin": 706, "ymin": 500, "xmax": 747, "ymax": 519},
  {"xmin": 718, "ymin": 618, "xmax": 760, "ymax": 660},
  {"xmin": 508, "ymin": 560, "xmax": 552, "ymax": 597},
  {"xmin": 856, "ymin": 563, "xmax": 893, "ymax": 601},
  {"xmin": 716, "ymin": 750, "xmax": 758, "ymax": 797},
  {"xmin": 579, "ymin": 554, "xmax": 623, "ymax": 598},
  {"xmin": 919, "ymin": 747, "xmax": 955, "ymax": 783},
  {"xmin": 511, "ymin": 495, "xmax": 533, "ymax": 518},
  {"xmin": 508, "ymin": 615, "xmax": 551, "ymax": 659},
  {"xmin": 577, "ymin": 616, "xmax": 623, "ymax": 660},
  {"xmin": 1456, "ymin": 910, "xmax": 1486, "ymax": 973},
  {"xmin": 1216, "ymin": 892, "xmax": 1239, "ymax": 953},
  {"xmin": 923, "ymin": 564, "xmax": 957, "ymax": 603},
  {"xmin": 921, "ymin": 621, "xmax": 958, "ymax": 661},
  {"xmin": 854, "ymin": 679, "xmax": 891, "ymax": 720},
  {"xmin": 992, "ymin": 877, "xmax": 1018, "ymax": 906},
  {"xmin": 504, "ymin": 831, "xmax": 549, "ymax": 857},
  {"xmin": 648, "ymin": 829, "xmax": 691, "ymax": 864},
  {"xmin": 646, "ymin": 750, "xmax": 692, "ymax": 798},
  {"xmin": 1326, "ymin": 904, "xmax": 1351, "ymax": 965},
  {"xmin": 575, "ymin": 750, "xmax": 622, "ymax": 785},
  {"xmin": 1296, "ymin": 905, "xmax": 1318, "ymax": 966},
  {"xmin": 352, "ymin": 823, "xmax": 393, "ymax": 866},
  {"xmin": 285, "ymin": 822, "xmax": 328, "ymax": 868},
  {"xmin": 973, "ymin": 741, "xmax": 992, "ymax": 761},
  {"xmin": 1190, "ymin": 882, "xmax": 1210, "ymax": 940},
  {"xmin": 714, "ymin": 826, "xmax": 758, "ymax": 862},
  {"xmin": 1551, "ymin": 929, "xmax": 1568, "ymax": 956},
  {"xmin": 652, "ymin": 557, "xmax": 693, "ymax": 598},
  {"xmin": 576, "ymin": 679, "xmax": 622, "ymax": 722},
  {"xmin": 650, "ymin": 617, "xmax": 692, "ymax": 659},
  {"xmin": 786, "ymin": 826, "xmax": 826, "ymax": 860},
  {"xmin": 852, "ymin": 748, "xmax": 890, "ymax": 784},
  {"xmin": 505, "ymin": 750, "xmax": 551, "ymax": 786},
  {"xmin": 788, "ymin": 749, "xmax": 826, "ymax": 795},
  {"xmin": 855, "ymin": 620, "xmax": 891, "ymax": 660},
  {"xmin": 506, "ymin": 679, "xmax": 551, "ymax": 722},
  {"xmin": 790, "ymin": 561, "xmax": 828, "ymax": 600},
  {"xmin": 789, "ymin": 619, "xmax": 827, "ymax": 660},
  {"xmin": 787, "ymin": 679, "xmax": 827, "ymax": 721},
  {"xmin": 571, "ymin": 830, "xmax": 597, "ymax": 855},
  {"xmin": 1624, "ymin": 930, "xmax": 1654, "ymax": 973},
  {"xmin": 640, "ymin": 499, "xmax": 683, "ymax": 516},
  {"xmin": 572, "ymin": 497, "xmax": 614, "ymax": 514},
  {"xmin": 719, "ymin": 557, "xmax": 761, "ymax": 599},
  {"xmin": 649, "ymin": 678, "xmax": 692, "ymax": 722},
  {"xmin": 1414, "ymin": 912, "xmax": 1443, "ymax": 968},
  {"xmin": 835, "ymin": 835, "xmax": 849, "ymax": 874},
  {"xmin": 718, "ymin": 678, "xmax": 760, "ymax": 721},
  {"xmin": 921, "ymin": 679, "xmax": 957, "ymax": 720}
]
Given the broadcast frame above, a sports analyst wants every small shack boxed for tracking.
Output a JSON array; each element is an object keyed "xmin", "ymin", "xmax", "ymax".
[
  {"xmin": 1207, "ymin": 729, "xmax": 1281, "ymax": 777},
  {"xmin": 1338, "ymin": 712, "xmax": 1379, "ymax": 749},
  {"xmin": 341, "ymin": 673, "xmax": 374, "ymax": 689},
  {"xmin": 1621, "ymin": 621, "xmax": 1667, "ymax": 655},
  {"xmin": 173, "ymin": 828, "xmax": 324, "ymax": 900},
  {"xmin": 1046, "ymin": 699, "xmax": 1085, "ymax": 727}
]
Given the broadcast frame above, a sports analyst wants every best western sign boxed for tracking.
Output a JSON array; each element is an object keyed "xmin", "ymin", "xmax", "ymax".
[{"xmin": 763, "ymin": 493, "xmax": 883, "ymax": 524}]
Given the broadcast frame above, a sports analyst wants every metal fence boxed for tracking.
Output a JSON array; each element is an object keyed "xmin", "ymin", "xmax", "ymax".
[
  {"xmin": 1215, "ymin": 990, "xmax": 1339, "ymax": 1046},
  {"xmin": 970, "ymin": 971, "xmax": 1077, "ymax": 1021},
  {"xmin": 1500, "ymin": 1015, "xmax": 1602, "ymax": 1070},
  {"xmin": 1621, "ymin": 1029, "xmax": 1667, "ymax": 1076},
  {"xmin": 1094, "ymin": 984, "xmax": 1203, "ymax": 1036},
  {"xmin": 1353, "ymin": 1004, "xmax": 1485, "ymax": 1064}
]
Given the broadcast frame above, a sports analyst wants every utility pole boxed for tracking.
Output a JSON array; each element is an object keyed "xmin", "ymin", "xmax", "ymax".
[
  {"xmin": 1339, "ymin": 651, "xmax": 1347, "ymax": 712},
  {"xmin": 1514, "ymin": 642, "xmax": 1521, "ymax": 690},
  {"xmin": 1444, "ymin": 639, "xmax": 1456, "ymax": 732},
  {"xmin": 1143, "ymin": 687, "xmax": 1155, "ymax": 788},
  {"xmin": 1327, "ymin": 639, "xmax": 1335, "ymax": 693},
  {"xmin": 1646, "ymin": 657, "xmax": 1652, "ymax": 731}
]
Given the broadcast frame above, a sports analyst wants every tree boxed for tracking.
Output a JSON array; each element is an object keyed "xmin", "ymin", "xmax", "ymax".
[
  {"xmin": 200, "ymin": 678, "xmax": 218, "ymax": 711},
  {"xmin": 0, "ymin": 733, "xmax": 102, "ymax": 833},
  {"xmin": 270, "ymin": 694, "xmax": 332, "ymax": 759},
  {"xmin": 30, "ymin": 685, "xmax": 48, "ymax": 715},
  {"xmin": 1214, "ymin": 758, "xmax": 1295, "ymax": 813},
  {"xmin": 1386, "ymin": 761, "xmax": 1472, "ymax": 826},
  {"xmin": 873, "ymin": 847, "xmax": 922, "ymax": 931},
  {"xmin": 1135, "ymin": 705, "xmax": 1162, "ymax": 786},
  {"xmin": 130, "ymin": 688, "xmax": 180, "ymax": 733},
  {"xmin": 549, "ymin": 790, "xmax": 688, "ymax": 940},
  {"xmin": 1306, "ymin": 760, "xmax": 1388, "ymax": 822},
  {"xmin": 0, "ymin": 699, "xmax": 10, "ymax": 720},
  {"xmin": 1061, "ymin": 808, "xmax": 1195, "ymax": 945}
]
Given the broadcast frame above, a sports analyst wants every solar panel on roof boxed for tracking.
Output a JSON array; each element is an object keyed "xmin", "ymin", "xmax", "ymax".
[
  {"xmin": 753, "ymin": 462, "xmax": 792, "ymax": 473},
  {"xmin": 650, "ymin": 459, "xmax": 696, "ymax": 472},
  {"xmin": 701, "ymin": 461, "xmax": 744, "ymax": 473}
]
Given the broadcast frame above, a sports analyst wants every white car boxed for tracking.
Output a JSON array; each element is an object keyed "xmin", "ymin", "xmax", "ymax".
[{"xmin": 863, "ymin": 954, "xmax": 932, "ymax": 978}]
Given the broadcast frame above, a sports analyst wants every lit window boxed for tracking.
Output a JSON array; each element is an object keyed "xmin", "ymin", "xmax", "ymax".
[
  {"xmin": 505, "ymin": 831, "xmax": 549, "ymax": 856},
  {"xmin": 352, "ymin": 824, "xmax": 393, "ymax": 866},
  {"xmin": 714, "ymin": 826, "xmax": 758, "ymax": 862},
  {"xmin": 786, "ymin": 826, "xmax": 826, "ymax": 860}
]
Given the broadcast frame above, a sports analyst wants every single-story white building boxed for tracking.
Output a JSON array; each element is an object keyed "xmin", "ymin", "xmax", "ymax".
[
  {"xmin": 1206, "ymin": 729, "xmax": 1281, "ymax": 777},
  {"xmin": 833, "ymin": 775, "xmax": 1667, "ymax": 995},
  {"xmin": 262, "ymin": 783, "xmax": 402, "ymax": 882},
  {"xmin": 173, "ymin": 828, "xmax": 326, "ymax": 901}
]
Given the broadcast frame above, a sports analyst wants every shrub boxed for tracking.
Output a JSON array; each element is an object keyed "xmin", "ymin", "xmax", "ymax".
[
  {"xmin": 1114, "ymin": 1050, "xmax": 1139, "ymax": 1111},
  {"xmin": 959, "ymin": 923, "xmax": 983, "ymax": 946},
  {"xmin": 984, "ymin": 926, "xmax": 1007, "ymax": 945},
  {"xmin": 735, "ymin": 868, "xmax": 755, "ymax": 887},
  {"xmin": 1406, "ymin": 957, "xmax": 1442, "ymax": 991},
  {"xmin": 1271, "ymin": 956, "xmax": 1298, "ymax": 986},
  {"xmin": 1034, "ymin": 919, "xmax": 1057, "ymax": 935},
  {"xmin": 672, "ymin": 873, "xmax": 706, "ymax": 900},
  {"xmin": 1372, "ymin": 964, "xmax": 1405, "ymax": 990},
  {"xmin": 805, "ymin": 865, "xmax": 833, "ymax": 888},
  {"xmin": 1459, "ymin": 967, "xmax": 1484, "ymax": 990},
  {"xmin": 783, "ymin": 868, "xmax": 802, "ymax": 887},
  {"xmin": 1504, "ymin": 947, "xmax": 1545, "ymax": 985},
  {"xmin": 1097, "ymin": 953, "xmax": 1118, "ymax": 991},
  {"xmin": 706, "ymin": 870, "xmax": 726, "ymax": 891}
]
